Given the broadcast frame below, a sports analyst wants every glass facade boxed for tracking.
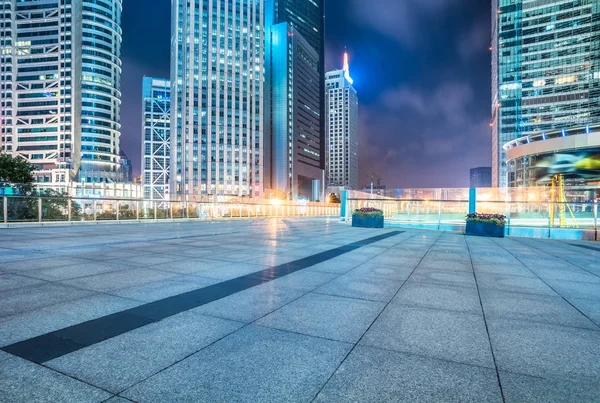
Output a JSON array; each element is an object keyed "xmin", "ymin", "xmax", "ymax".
[
  {"xmin": 326, "ymin": 58, "xmax": 358, "ymax": 190},
  {"xmin": 269, "ymin": 23, "xmax": 322, "ymax": 200},
  {"xmin": 171, "ymin": 0, "xmax": 264, "ymax": 198},
  {"xmin": 492, "ymin": 0, "xmax": 600, "ymax": 187},
  {"xmin": 0, "ymin": 0, "xmax": 123, "ymax": 184},
  {"xmin": 142, "ymin": 77, "xmax": 171, "ymax": 200}
]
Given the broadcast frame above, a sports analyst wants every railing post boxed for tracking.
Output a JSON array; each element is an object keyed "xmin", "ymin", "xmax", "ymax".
[
  {"xmin": 38, "ymin": 197, "xmax": 42, "ymax": 223},
  {"xmin": 170, "ymin": 203, "xmax": 173, "ymax": 220},
  {"xmin": 68, "ymin": 198, "xmax": 72, "ymax": 223},
  {"xmin": 3, "ymin": 196, "xmax": 7, "ymax": 224},
  {"xmin": 153, "ymin": 201, "xmax": 157, "ymax": 220},
  {"xmin": 116, "ymin": 201, "xmax": 120, "ymax": 222},
  {"xmin": 93, "ymin": 200, "xmax": 97, "ymax": 221},
  {"xmin": 437, "ymin": 202, "xmax": 441, "ymax": 230},
  {"xmin": 594, "ymin": 200, "xmax": 598, "ymax": 241},
  {"xmin": 136, "ymin": 201, "xmax": 140, "ymax": 221}
]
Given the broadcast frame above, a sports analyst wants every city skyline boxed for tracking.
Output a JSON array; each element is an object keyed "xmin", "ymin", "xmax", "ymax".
[{"xmin": 118, "ymin": 0, "xmax": 491, "ymax": 189}]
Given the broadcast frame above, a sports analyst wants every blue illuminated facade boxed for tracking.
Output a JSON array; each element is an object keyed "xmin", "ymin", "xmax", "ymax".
[
  {"xmin": 491, "ymin": 0, "xmax": 600, "ymax": 187},
  {"xmin": 265, "ymin": 0, "xmax": 325, "ymax": 200}
]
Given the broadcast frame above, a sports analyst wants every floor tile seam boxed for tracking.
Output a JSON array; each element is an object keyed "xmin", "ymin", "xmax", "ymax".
[
  {"xmin": 31, "ymin": 265, "xmax": 146, "ymax": 284},
  {"xmin": 477, "ymin": 287, "xmax": 560, "ymax": 298},
  {"xmin": 483, "ymin": 313, "xmax": 600, "ymax": 332},
  {"xmin": 0, "ymin": 230, "xmax": 404, "ymax": 363},
  {"xmin": 355, "ymin": 342, "xmax": 498, "ymax": 371},
  {"xmin": 488, "ymin": 238, "xmax": 600, "ymax": 331},
  {"xmin": 479, "ymin": 312, "xmax": 600, "ymax": 332},
  {"xmin": 514, "ymin": 239, "xmax": 600, "ymax": 280},
  {"xmin": 251, "ymin": 322, "xmax": 357, "ymax": 345},
  {"xmin": 0, "ymin": 290, "xmax": 145, "ymax": 329},
  {"xmin": 465, "ymin": 236, "xmax": 507, "ymax": 403},
  {"xmin": 388, "ymin": 301, "xmax": 485, "ymax": 317},
  {"xmin": 405, "ymin": 278, "xmax": 477, "ymax": 290},
  {"xmin": 308, "ymin": 231, "xmax": 445, "ymax": 403},
  {"xmin": 309, "ymin": 290, "xmax": 397, "ymax": 304}
]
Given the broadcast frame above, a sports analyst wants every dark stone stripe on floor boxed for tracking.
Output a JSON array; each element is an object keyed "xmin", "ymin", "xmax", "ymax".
[
  {"xmin": 570, "ymin": 243, "xmax": 600, "ymax": 252},
  {"xmin": 1, "ymin": 231, "xmax": 403, "ymax": 364}
]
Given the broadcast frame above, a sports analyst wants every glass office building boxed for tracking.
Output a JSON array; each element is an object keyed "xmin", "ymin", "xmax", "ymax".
[
  {"xmin": 142, "ymin": 77, "xmax": 171, "ymax": 200},
  {"xmin": 171, "ymin": 0, "xmax": 264, "ymax": 198},
  {"xmin": 265, "ymin": 0, "xmax": 325, "ymax": 200},
  {"xmin": 326, "ymin": 54, "xmax": 359, "ymax": 190},
  {"xmin": 0, "ymin": 0, "xmax": 123, "ymax": 184},
  {"xmin": 268, "ymin": 22, "xmax": 323, "ymax": 200},
  {"xmin": 492, "ymin": 0, "xmax": 600, "ymax": 187}
]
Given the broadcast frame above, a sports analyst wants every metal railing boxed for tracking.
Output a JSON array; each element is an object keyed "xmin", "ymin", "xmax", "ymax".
[{"xmin": 0, "ymin": 195, "xmax": 341, "ymax": 225}]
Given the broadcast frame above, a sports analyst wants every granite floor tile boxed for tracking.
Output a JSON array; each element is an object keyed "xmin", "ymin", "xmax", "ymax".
[
  {"xmin": 361, "ymin": 304, "xmax": 495, "ymax": 368},
  {"xmin": 476, "ymin": 273, "xmax": 557, "ymax": 296},
  {"xmin": 0, "ymin": 357, "xmax": 111, "ymax": 402},
  {"xmin": 59, "ymin": 268, "xmax": 178, "ymax": 293},
  {"xmin": 256, "ymin": 293, "xmax": 386, "ymax": 343},
  {"xmin": 391, "ymin": 281, "xmax": 483, "ymax": 314},
  {"xmin": 314, "ymin": 274, "xmax": 404, "ymax": 302},
  {"xmin": 47, "ymin": 311, "xmax": 243, "ymax": 393},
  {"xmin": 0, "ymin": 272, "xmax": 45, "ymax": 291},
  {"xmin": 193, "ymin": 262, "xmax": 269, "ymax": 281},
  {"xmin": 0, "ymin": 283, "xmax": 93, "ymax": 318},
  {"xmin": 409, "ymin": 270, "xmax": 477, "ymax": 289},
  {"xmin": 349, "ymin": 262, "xmax": 415, "ymax": 281},
  {"xmin": 499, "ymin": 371, "xmax": 600, "ymax": 403},
  {"xmin": 109, "ymin": 275, "xmax": 222, "ymax": 303},
  {"xmin": 488, "ymin": 317, "xmax": 600, "ymax": 379},
  {"xmin": 314, "ymin": 346, "xmax": 502, "ymax": 403},
  {"xmin": 193, "ymin": 281, "xmax": 306, "ymax": 323},
  {"xmin": 480, "ymin": 289, "xmax": 598, "ymax": 329},
  {"xmin": 122, "ymin": 325, "xmax": 352, "ymax": 403},
  {"xmin": 266, "ymin": 270, "xmax": 338, "ymax": 292}
]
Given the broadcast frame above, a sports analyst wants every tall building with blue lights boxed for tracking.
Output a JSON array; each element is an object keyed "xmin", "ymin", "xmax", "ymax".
[
  {"xmin": 325, "ymin": 53, "xmax": 358, "ymax": 190},
  {"xmin": 0, "ymin": 0, "xmax": 123, "ymax": 184},
  {"xmin": 264, "ymin": 0, "xmax": 325, "ymax": 200},
  {"xmin": 492, "ymin": 0, "xmax": 600, "ymax": 187},
  {"xmin": 142, "ymin": 77, "xmax": 170, "ymax": 200},
  {"xmin": 171, "ymin": 0, "xmax": 264, "ymax": 198}
]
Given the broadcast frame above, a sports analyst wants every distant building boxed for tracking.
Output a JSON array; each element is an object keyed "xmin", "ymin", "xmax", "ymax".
[
  {"xmin": 266, "ymin": 22, "xmax": 323, "ymax": 201},
  {"xmin": 491, "ymin": 1, "xmax": 600, "ymax": 187},
  {"xmin": 141, "ymin": 77, "xmax": 170, "ymax": 200},
  {"xmin": 325, "ymin": 53, "xmax": 359, "ymax": 190},
  {"xmin": 470, "ymin": 167, "xmax": 492, "ymax": 188},
  {"xmin": 119, "ymin": 150, "xmax": 133, "ymax": 183},
  {"xmin": 0, "ymin": 0, "xmax": 123, "ymax": 184}
]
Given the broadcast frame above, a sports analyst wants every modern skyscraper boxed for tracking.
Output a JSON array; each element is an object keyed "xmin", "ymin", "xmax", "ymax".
[
  {"xmin": 267, "ymin": 23, "xmax": 323, "ymax": 200},
  {"xmin": 491, "ymin": 1, "xmax": 600, "ymax": 187},
  {"xmin": 142, "ymin": 77, "xmax": 170, "ymax": 200},
  {"xmin": 0, "ymin": 0, "xmax": 123, "ymax": 184},
  {"xmin": 325, "ymin": 53, "xmax": 358, "ymax": 190},
  {"xmin": 265, "ymin": 0, "xmax": 325, "ymax": 200},
  {"xmin": 171, "ymin": 0, "xmax": 264, "ymax": 198}
]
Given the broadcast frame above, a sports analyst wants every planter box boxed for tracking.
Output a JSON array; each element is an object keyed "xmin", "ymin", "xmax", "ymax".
[
  {"xmin": 352, "ymin": 214, "xmax": 384, "ymax": 228},
  {"xmin": 466, "ymin": 221, "xmax": 505, "ymax": 238}
]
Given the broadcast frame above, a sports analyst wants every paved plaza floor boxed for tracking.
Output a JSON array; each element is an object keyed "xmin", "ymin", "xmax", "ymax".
[{"xmin": 0, "ymin": 218, "xmax": 599, "ymax": 402}]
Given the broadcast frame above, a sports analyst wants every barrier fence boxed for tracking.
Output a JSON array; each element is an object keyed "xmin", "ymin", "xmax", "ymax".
[
  {"xmin": 0, "ymin": 196, "xmax": 340, "ymax": 225},
  {"xmin": 344, "ymin": 187, "xmax": 599, "ymax": 240}
]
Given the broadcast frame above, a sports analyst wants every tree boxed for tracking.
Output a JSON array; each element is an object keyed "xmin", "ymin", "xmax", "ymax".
[
  {"xmin": 0, "ymin": 153, "xmax": 35, "ymax": 194},
  {"xmin": 328, "ymin": 193, "xmax": 341, "ymax": 204}
]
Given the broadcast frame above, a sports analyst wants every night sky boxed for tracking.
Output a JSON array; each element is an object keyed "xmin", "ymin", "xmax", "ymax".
[{"xmin": 120, "ymin": 0, "xmax": 491, "ymax": 189}]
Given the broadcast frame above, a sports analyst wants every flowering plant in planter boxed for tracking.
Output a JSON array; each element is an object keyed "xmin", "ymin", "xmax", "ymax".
[
  {"xmin": 466, "ymin": 213, "xmax": 506, "ymax": 227},
  {"xmin": 353, "ymin": 207, "xmax": 384, "ymax": 217},
  {"xmin": 352, "ymin": 207, "xmax": 384, "ymax": 228}
]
